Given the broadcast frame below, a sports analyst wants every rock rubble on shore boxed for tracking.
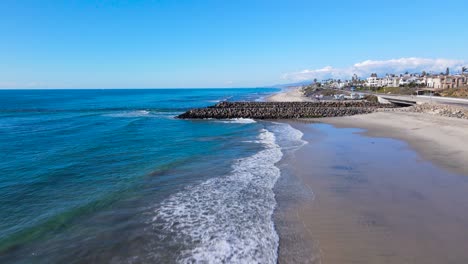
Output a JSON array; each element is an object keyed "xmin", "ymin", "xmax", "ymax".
[
  {"xmin": 178, "ymin": 101, "xmax": 398, "ymax": 119},
  {"xmin": 397, "ymin": 103, "xmax": 468, "ymax": 119}
]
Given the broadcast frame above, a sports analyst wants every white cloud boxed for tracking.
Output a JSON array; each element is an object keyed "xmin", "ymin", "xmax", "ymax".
[
  {"xmin": 283, "ymin": 57, "xmax": 466, "ymax": 81},
  {"xmin": 0, "ymin": 82, "xmax": 18, "ymax": 88},
  {"xmin": 0, "ymin": 81, "xmax": 47, "ymax": 89}
]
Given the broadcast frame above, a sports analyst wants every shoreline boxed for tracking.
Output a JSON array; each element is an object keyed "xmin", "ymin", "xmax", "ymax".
[
  {"xmin": 266, "ymin": 86, "xmax": 313, "ymax": 102},
  {"xmin": 275, "ymin": 121, "xmax": 468, "ymax": 263},
  {"xmin": 267, "ymin": 86, "xmax": 468, "ymax": 263},
  {"xmin": 318, "ymin": 112, "xmax": 468, "ymax": 175},
  {"xmin": 265, "ymin": 86, "xmax": 468, "ymax": 175}
]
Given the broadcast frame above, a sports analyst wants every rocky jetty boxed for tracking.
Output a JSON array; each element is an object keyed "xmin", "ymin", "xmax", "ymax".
[{"xmin": 178, "ymin": 101, "xmax": 398, "ymax": 119}]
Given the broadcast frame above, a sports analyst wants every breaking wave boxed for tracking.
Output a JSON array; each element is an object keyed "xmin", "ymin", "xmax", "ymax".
[
  {"xmin": 217, "ymin": 118, "xmax": 257, "ymax": 124},
  {"xmin": 104, "ymin": 110, "xmax": 151, "ymax": 117},
  {"xmin": 150, "ymin": 123, "xmax": 306, "ymax": 263}
]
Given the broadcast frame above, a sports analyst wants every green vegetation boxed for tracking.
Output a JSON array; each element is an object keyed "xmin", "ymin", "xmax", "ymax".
[
  {"xmin": 354, "ymin": 86, "xmax": 368, "ymax": 91},
  {"xmin": 375, "ymin": 86, "xmax": 416, "ymax": 95},
  {"xmin": 320, "ymin": 89, "xmax": 342, "ymax": 96},
  {"xmin": 302, "ymin": 86, "xmax": 316, "ymax": 96},
  {"xmin": 439, "ymin": 87, "xmax": 468, "ymax": 98},
  {"xmin": 364, "ymin": 94, "xmax": 379, "ymax": 103}
]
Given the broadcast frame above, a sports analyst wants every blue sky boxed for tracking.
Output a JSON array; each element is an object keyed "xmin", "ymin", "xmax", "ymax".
[{"xmin": 1, "ymin": 0, "xmax": 467, "ymax": 88}]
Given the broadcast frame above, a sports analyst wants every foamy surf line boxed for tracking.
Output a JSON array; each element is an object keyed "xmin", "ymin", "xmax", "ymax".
[
  {"xmin": 216, "ymin": 118, "xmax": 257, "ymax": 124},
  {"xmin": 150, "ymin": 123, "xmax": 306, "ymax": 263}
]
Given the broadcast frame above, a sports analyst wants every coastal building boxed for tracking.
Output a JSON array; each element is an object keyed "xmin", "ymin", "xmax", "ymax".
[
  {"xmin": 442, "ymin": 76, "xmax": 456, "ymax": 89},
  {"xmin": 452, "ymin": 75, "xmax": 467, "ymax": 88},
  {"xmin": 425, "ymin": 75, "xmax": 467, "ymax": 89},
  {"xmin": 398, "ymin": 76, "xmax": 420, "ymax": 86},
  {"xmin": 457, "ymin": 75, "xmax": 468, "ymax": 87},
  {"xmin": 365, "ymin": 74, "xmax": 401, "ymax": 88},
  {"xmin": 426, "ymin": 76, "xmax": 442, "ymax": 89},
  {"xmin": 383, "ymin": 75, "xmax": 400, "ymax": 87},
  {"xmin": 361, "ymin": 72, "xmax": 466, "ymax": 89},
  {"xmin": 366, "ymin": 73, "xmax": 380, "ymax": 87}
]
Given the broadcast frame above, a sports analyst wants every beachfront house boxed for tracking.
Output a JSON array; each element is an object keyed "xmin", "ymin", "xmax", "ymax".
[
  {"xmin": 426, "ymin": 76, "xmax": 442, "ymax": 89},
  {"xmin": 362, "ymin": 72, "xmax": 467, "ymax": 90},
  {"xmin": 425, "ymin": 75, "xmax": 467, "ymax": 89},
  {"xmin": 398, "ymin": 76, "xmax": 421, "ymax": 86},
  {"xmin": 366, "ymin": 73, "xmax": 380, "ymax": 87},
  {"xmin": 383, "ymin": 75, "xmax": 400, "ymax": 87},
  {"xmin": 442, "ymin": 76, "xmax": 456, "ymax": 89},
  {"xmin": 450, "ymin": 75, "xmax": 467, "ymax": 88},
  {"xmin": 365, "ymin": 73, "xmax": 401, "ymax": 88},
  {"xmin": 457, "ymin": 75, "xmax": 468, "ymax": 87}
]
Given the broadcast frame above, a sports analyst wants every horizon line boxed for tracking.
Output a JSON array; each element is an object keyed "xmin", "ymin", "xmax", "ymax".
[{"xmin": 0, "ymin": 87, "xmax": 280, "ymax": 90}]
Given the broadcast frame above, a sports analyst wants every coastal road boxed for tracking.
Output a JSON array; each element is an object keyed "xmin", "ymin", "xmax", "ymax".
[
  {"xmin": 372, "ymin": 93, "xmax": 468, "ymax": 108},
  {"xmin": 415, "ymin": 95, "xmax": 468, "ymax": 108}
]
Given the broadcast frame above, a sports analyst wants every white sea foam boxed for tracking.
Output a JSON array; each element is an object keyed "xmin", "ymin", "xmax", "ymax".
[
  {"xmin": 217, "ymin": 118, "xmax": 257, "ymax": 124},
  {"xmin": 105, "ymin": 110, "xmax": 151, "ymax": 118},
  {"xmin": 105, "ymin": 110, "xmax": 184, "ymax": 118},
  {"xmin": 270, "ymin": 122, "xmax": 308, "ymax": 151},
  {"xmin": 151, "ymin": 123, "xmax": 306, "ymax": 263}
]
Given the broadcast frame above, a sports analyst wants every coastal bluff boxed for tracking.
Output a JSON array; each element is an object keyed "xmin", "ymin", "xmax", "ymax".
[{"xmin": 178, "ymin": 101, "xmax": 398, "ymax": 119}]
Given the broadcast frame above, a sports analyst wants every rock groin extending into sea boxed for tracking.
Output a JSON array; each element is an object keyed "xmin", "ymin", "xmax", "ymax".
[{"xmin": 178, "ymin": 101, "xmax": 398, "ymax": 119}]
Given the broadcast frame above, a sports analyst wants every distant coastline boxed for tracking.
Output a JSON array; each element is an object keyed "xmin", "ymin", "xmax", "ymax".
[{"xmin": 266, "ymin": 86, "xmax": 312, "ymax": 102}]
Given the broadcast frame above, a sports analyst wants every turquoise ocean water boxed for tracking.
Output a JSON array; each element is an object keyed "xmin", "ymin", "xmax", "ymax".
[{"xmin": 0, "ymin": 88, "xmax": 305, "ymax": 263}]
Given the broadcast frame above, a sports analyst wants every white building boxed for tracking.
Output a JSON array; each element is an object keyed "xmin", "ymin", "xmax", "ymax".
[
  {"xmin": 398, "ymin": 76, "xmax": 420, "ymax": 86},
  {"xmin": 382, "ymin": 75, "xmax": 400, "ymax": 87},
  {"xmin": 426, "ymin": 76, "xmax": 442, "ymax": 89},
  {"xmin": 366, "ymin": 73, "xmax": 380, "ymax": 87}
]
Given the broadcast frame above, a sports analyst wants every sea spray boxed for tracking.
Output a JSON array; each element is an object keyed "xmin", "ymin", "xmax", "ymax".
[
  {"xmin": 0, "ymin": 88, "xmax": 282, "ymax": 263},
  {"xmin": 217, "ymin": 118, "xmax": 257, "ymax": 124},
  {"xmin": 151, "ymin": 122, "xmax": 306, "ymax": 263}
]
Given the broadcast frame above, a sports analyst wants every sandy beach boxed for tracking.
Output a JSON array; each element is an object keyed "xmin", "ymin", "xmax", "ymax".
[
  {"xmin": 270, "ymin": 88, "xmax": 468, "ymax": 263},
  {"xmin": 276, "ymin": 122, "xmax": 468, "ymax": 263},
  {"xmin": 269, "ymin": 87, "xmax": 468, "ymax": 175},
  {"xmin": 321, "ymin": 112, "xmax": 468, "ymax": 175},
  {"xmin": 266, "ymin": 87, "xmax": 313, "ymax": 102}
]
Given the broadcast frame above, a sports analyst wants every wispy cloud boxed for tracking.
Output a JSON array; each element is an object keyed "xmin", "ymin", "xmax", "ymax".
[
  {"xmin": 283, "ymin": 58, "xmax": 466, "ymax": 81},
  {"xmin": 0, "ymin": 81, "xmax": 47, "ymax": 89}
]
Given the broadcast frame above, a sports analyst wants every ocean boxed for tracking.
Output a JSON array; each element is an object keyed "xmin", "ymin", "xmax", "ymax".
[{"xmin": 0, "ymin": 88, "xmax": 305, "ymax": 263}]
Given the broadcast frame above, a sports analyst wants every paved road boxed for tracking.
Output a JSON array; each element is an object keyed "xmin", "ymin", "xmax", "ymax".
[
  {"xmin": 374, "ymin": 93, "xmax": 468, "ymax": 108},
  {"xmin": 415, "ymin": 95, "xmax": 468, "ymax": 108}
]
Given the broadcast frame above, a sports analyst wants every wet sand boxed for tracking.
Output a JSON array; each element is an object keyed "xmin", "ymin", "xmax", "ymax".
[
  {"xmin": 321, "ymin": 112, "xmax": 468, "ymax": 176},
  {"xmin": 275, "ymin": 122, "xmax": 468, "ymax": 264}
]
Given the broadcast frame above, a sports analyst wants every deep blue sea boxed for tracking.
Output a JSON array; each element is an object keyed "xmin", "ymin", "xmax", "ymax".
[{"xmin": 0, "ymin": 88, "xmax": 305, "ymax": 263}]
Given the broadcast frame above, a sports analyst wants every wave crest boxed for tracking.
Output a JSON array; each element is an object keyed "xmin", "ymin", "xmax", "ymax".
[
  {"xmin": 150, "ymin": 123, "xmax": 306, "ymax": 263},
  {"xmin": 217, "ymin": 118, "xmax": 257, "ymax": 124}
]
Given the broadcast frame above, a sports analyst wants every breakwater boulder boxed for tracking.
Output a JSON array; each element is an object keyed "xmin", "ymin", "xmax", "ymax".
[{"xmin": 178, "ymin": 101, "xmax": 398, "ymax": 119}]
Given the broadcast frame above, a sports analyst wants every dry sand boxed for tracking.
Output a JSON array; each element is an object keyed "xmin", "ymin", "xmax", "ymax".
[{"xmin": 267, "ymin": 87, "xmax": 313, "ymax": 102}]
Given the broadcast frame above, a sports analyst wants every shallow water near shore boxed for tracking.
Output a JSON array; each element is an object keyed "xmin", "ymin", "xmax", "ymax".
[
  {"xmin": 1, "ymin": 88, "xmax": 299, "ymax": 263},
  {"xmin": 274, "ymin": 122, "xmax": 468, "ymax": 263}
]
